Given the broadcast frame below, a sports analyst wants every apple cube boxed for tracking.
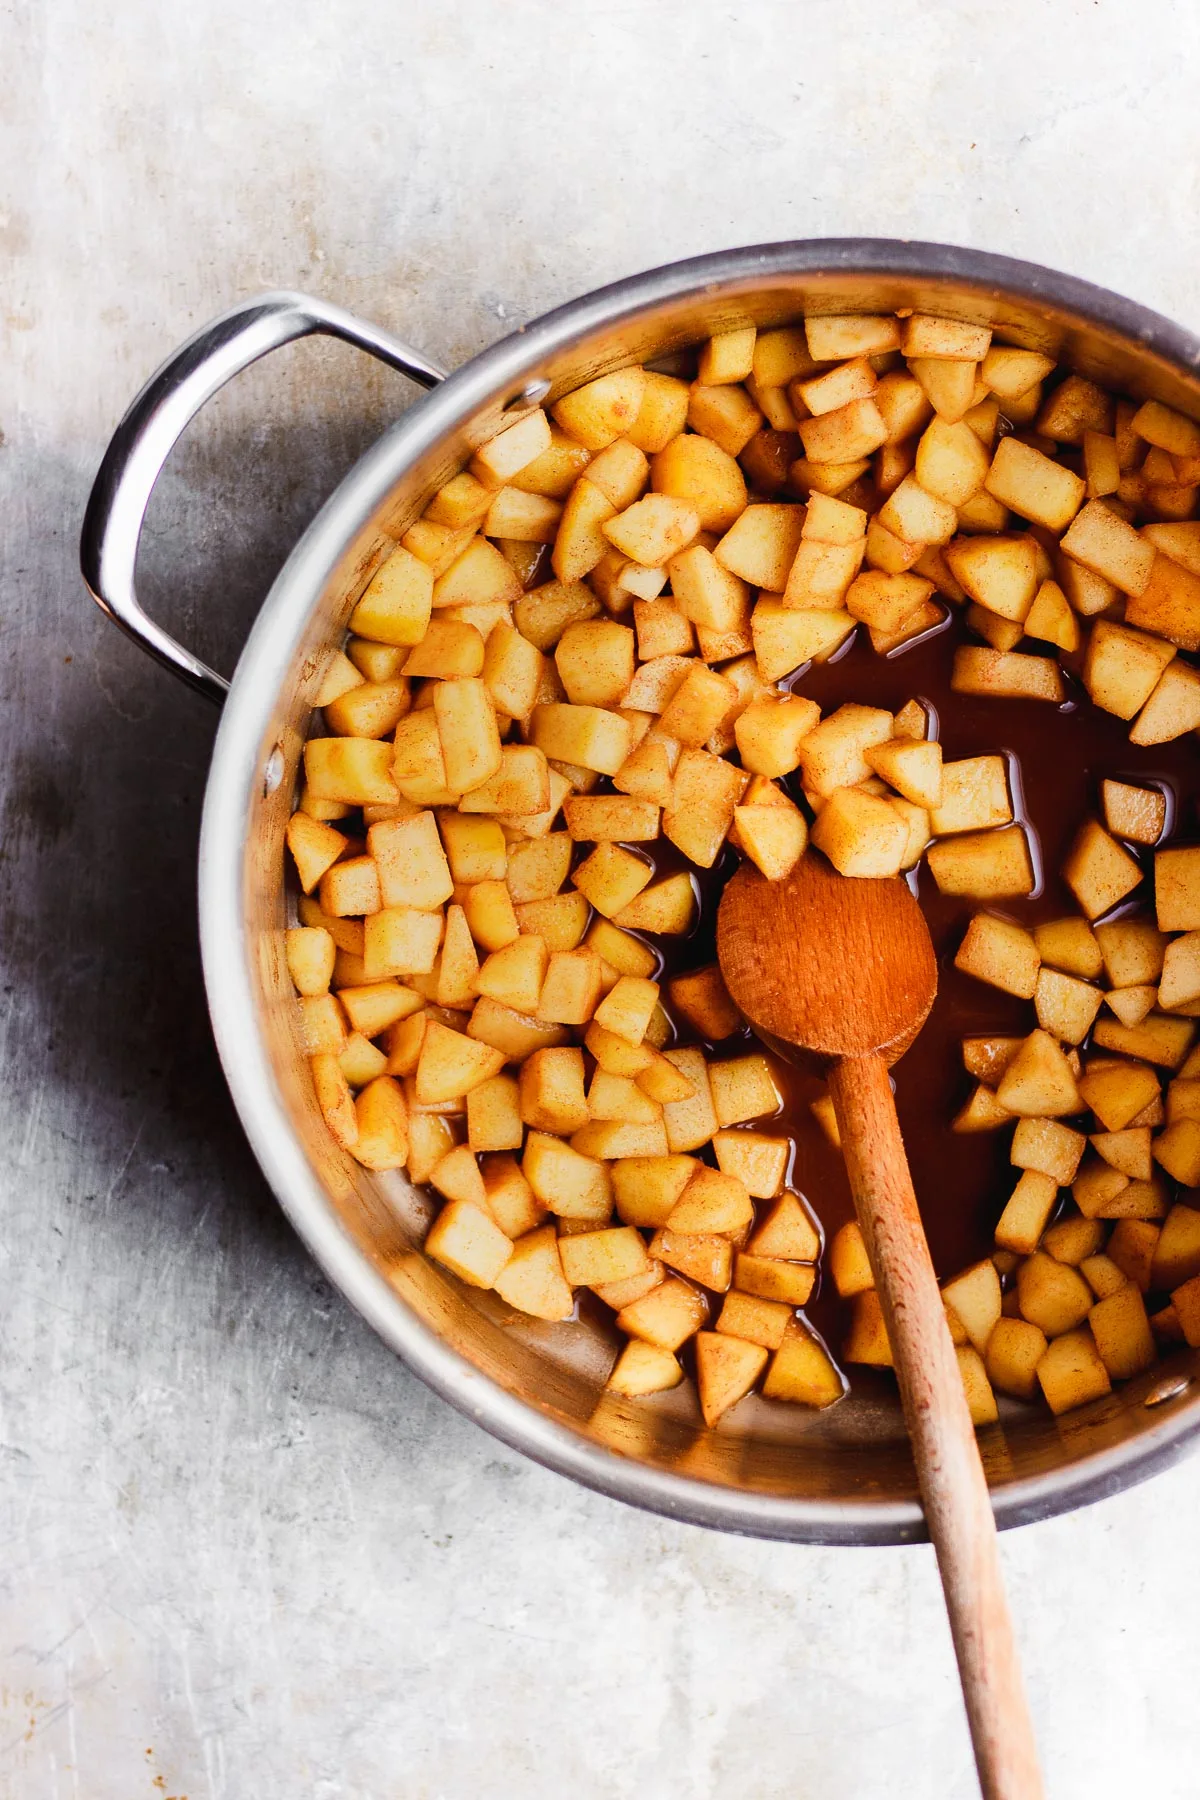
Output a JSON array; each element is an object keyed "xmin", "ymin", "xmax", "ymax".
[
  {"xmin": 1017, "ymin": 1251, "xmax": 1093, "ymax": 1337},
  {"xmin": 663, "ymin": 749, "xmax": 746, "ymax": 868},
  {"xmin": 941, "ymin": 1259, "xmax": 1002, "ymax": 1353},
  {"xmin": 762, "ymin": 1321, "xmax": 845, "ymax": 1407},
  {"xmin": 558, "ymin": 1227, "xmax": 651, "ymax": 1289},
  {"xmin": 1063, "ymin": 821, "xmax": 1143, "ymax": 921},
  {"xmin": 522, "ymin": 1130, "xmax": 612, "ymax": 1219},
  {"xmin": 864, "ymin": 738, "xmax": 943, "ymax": 808},
  {"xmin": 963, "ymin": 1037, "xmax": 1023, "ymax": 1084},
  {"xmin": 983, "ymin": 435, "xmax": 1084, "ymax": 531},
  {"xmin": 951, "ymin": 1085, "xmax": 1016, "ymax": 1133},
  {"xmin": 530, "ymin": 704, "xmax": 630, "ymax": 776},
  {"xmin": 694, "ymin": 1331, "xmax": 769, "ymax": 1425},
  {"xmin": 613, "ymin": 873, "xmax": 697, "ymax": 935},
  {"xmin": 1060, "ymin": 500, "xmax": 1156, "ymax": 596},
  {"xmin": 1125, "ymin": 552, "xmax": 1200, "ymax": 652},
  {"xmin": 1036, "ymin": 1328, "xmax": 1112, "ymax": 1414},
  {"xmin": 711, "ymin": 1129, "xmax": 789, "ymax": 1199},
  {"xmin": 649, "ymin": 1229, "xmax": 732, "ymax": 1291},
  {"xmin": 1012, "ymin": 1117, "xmax": 1086, "ymax": 1184},
  {"xmin": 844, "ymin": 1289, "xmax": 893, "ymax": 1365},
  {"xmin": 930, "ymin": 756, "xmax": 1011, "ymax": 836},
  {"xmin": 955, "ymin": 913, "xmax": 1040, "ymax": 998},
  {"xmin": 985, "ymin": 1317, "xmax": 1047, "ymax": 1401},
  {"xmin": 996, "ymin": 1030, "xmax": 1082, "ymax": 1117},
  {"xmin": 750, "ymin": 600, "xmax": 855, "ymax": 680},
  {"xmin": 1041, "ymin": 1216, "xmax": 1106, "ymax": 1265},
  {"xmin": 606, "ymin": 1339, "xmax": 684, "ymax": 1396},
  {"xmin": 713, "ymin": 503, "xmax": 805, "ymax": 590},
  {"xmin": 612, "ymin": 1155, "xmax": 698, "ymax": 1229},
  {"xmin": 1084, "ymin": 620, "xmax": 1175, "ymax": 720},
  {"xmin": 1035, "ymin": 967, "xmax": 1104, "ymax": 1046},
  {"xmin": 553, "ymin": 619, "xmax": 636, "ymax": 709},
  {"xmin": 616, "ymin": 1277, "xmax": 709, "ymax": 1351},
  {"xmin": 660, "ymin": 1048, "xmax": 719, "ymax": 1152},
  {"xmin": 666, "ymin": 1165, "xmax": 753, "ymax": 1236},
  {"xmin": 1088, "ymin": 1285, "xmax": 1156, "ymax": 1380},
  {"xmin": 944, "ymin": 534, "xmax": 1039, "ymax": 621},
  {"xmin": 733, "ymin": 1253, "xmax": 816, "ymax": 1307},
  {"xmin": 810, "ymin": 787, "xmax": 908, "ymax": 878},
  {"xmin": 995, "ymin": 1170, "xmax": 1059, "ymax": 1256},
  {"xmin": 927, "ymin": 826, "xmax": 1035, "ymax": 900},
  {"xmin": 425, "ymin": 1198, "xmax": 513, "ymax": 1289},
  {"xmin": 668, "ymin": 965, "xmax": 742, "ymax": 1040},
  {"xmin": 1157, "ymin": 846, "xmax": 1200, "ymax": 931}
]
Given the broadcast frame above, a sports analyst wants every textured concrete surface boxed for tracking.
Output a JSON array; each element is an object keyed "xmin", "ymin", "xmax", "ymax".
[{"xmin": 4, "ymin": 2, "xmax": 1200, "ymax": 1795}]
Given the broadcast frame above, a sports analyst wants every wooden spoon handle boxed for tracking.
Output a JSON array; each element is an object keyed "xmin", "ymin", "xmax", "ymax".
[{"xmin": 828, "ymin": 1053, "xmax": 1043, "ymax": 1800}]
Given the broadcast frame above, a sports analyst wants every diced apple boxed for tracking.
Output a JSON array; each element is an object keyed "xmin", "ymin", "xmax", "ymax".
[
  {"xmin": 616, "ymin": 1277, "xmax": 709, "ymax": 1351},
  {"xmin": 927, "ymin": 826, "xmax": 1035, "ymax": 900},
  {"xmin": 1012, "ymin": 1117, "xmax": 1086, "ymax": 1184},
  {"xmin": 733, "ymin": 1253, "xmax": 816, "ymax": 1307},
  {"xmin": 760, "ymin": 1320, "xmax": 844, "ymax": 1407},
  {"xmin": 954, "ymin": 913, "xmax": 1040, "ymax": 999},
  {"xmin": 613, "ymin": 873, "xmax": 697, "ymax": 935},
  {"xmin": 844, "ymin": 1289, "xmax": 893, "ymax": 1365},
  {"xmin": 996, "ymin": 1030, "xmax": 1082, "ymax": 1117},
  {"xmin": 1088, "ymin": 1284, "xmax": 1156, "ymax": 1380},
  {"xmin": 995, "ymin": 1170, "xmax": 1059, "ymax": 1256},
  {"xmin": 606, "ymin": 1339, "xmax": 684, "ymax": 1396},
  {"xmin": 663, "ymin": 749, "xmax": 746, "ymax": 868},
  {"xmin": 649, "ymin": 1228, "xmax": 732, "ymax": 1291},
  {"xmin": 811, "ymin": 787, "xmax": 908, "ymax": 878},
  {"xmin": 944, "ymin": 534, "xmax": 1039, "ymax": 620}
]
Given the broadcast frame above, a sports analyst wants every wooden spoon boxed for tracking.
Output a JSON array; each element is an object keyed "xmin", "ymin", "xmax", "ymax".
[{"xmin": 717, "ymin": 851, "xmax": 1043, "ymax": 1800}]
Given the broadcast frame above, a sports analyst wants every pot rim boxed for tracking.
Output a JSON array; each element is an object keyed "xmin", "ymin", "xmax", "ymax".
[{"xmin": 199, "ymin": 238, "xmax": 1200, "ymax": 1544}]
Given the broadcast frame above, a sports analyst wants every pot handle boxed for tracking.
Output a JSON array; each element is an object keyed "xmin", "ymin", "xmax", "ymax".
[{"xmin": 80, "ymin": 290, "xmax": 448, "ymax": 706}]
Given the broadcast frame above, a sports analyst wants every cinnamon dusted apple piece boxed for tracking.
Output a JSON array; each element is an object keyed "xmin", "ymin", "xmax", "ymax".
[
  {"xmin": 1060, "ymin": 500, "xmax": 1156, "ymax": 597},
  {"xmin": 844, "ymin": 1289, "xmax": 893, "ymax": 1366},
  {"xmin": 944, "ymin": 533, "xmax": 1040, "ymax": 621},
  {"xmin": 951, "ymin": 646, "xmax": 1065, "ymax": 702},
  {"xmin": 995, "ymin": 1172, "xmax": 1059, "ymax": 1257},
  {"xmin": 1083, "ymin": 620, "xmax": 1175, "ymax": 719},
  {"xmin": 996, "ymin": 1030, "xmax": 1082, "ymax": 1118},
  {"xmin": 1130, "ymin": 660, "xmax": 1200, "ymax": 745},
  {"xmin": 963, "ymin": 1036, "xmax": 1023, "ymax": 1084},
  {"xmin": 811, "ymin": 788, "xmax": 909, "ymax": 878},
  {"xmin": 1063, "ymin": 821, "xmax": 1144, "ymax": 921},
  {"xmin": 1036, "ymin": 1329, "xmax": 1112, "ymax": 1415},
  {"xmin": 927, "ymin": 826, "xmax": 1035, "ymax": 901},
  {"xmin": 1100, "ymin": 780, "xmax": 1167, "ymax": 848},
  {"xmin": 1012, "ymin": 1117, "xmax": 1086, "ymax": 1185},
  {"xmin": 425, "ymin": 1198, "xmax": 513, "ymax": 1289},
  {"xmin": 984, "ymin": 435, "xmax": 1085, "ymax": 532},
  {"xmin": 763, "ymin": 1322, "xmax": 845, "ymax": 1407},
  {"xmin": 986, "ymin": 1318, "xmax": 1047, "ymax": 1402},
  {"xmin": 750, "ymin": 600, "xmax": 855, "ymax": 679},
  {"xmin": 606, "ymin": 1340, "xmax": 684, "ymax": 1397},
  {"xmin": 1035, "ymin": 968, "xmax": 1104, "ymax": 1046},
  {"xmin": 930, "ymin": 756, "xmax": 1011, "ymax": 836},
  {"xmin": 957, "ymin": 1349, "xmax": 1000, "ymax": 1427},
  {"xmin": 951, "ymin": 1085, "xmax": 1014, "ymax": 1133},
  {"xmin": 1089, "ymin": 1286, "xmax": 1156, "ymax": 1382},
  {"xmin": 954, "ymin": 914, "xmax": 1040, "ymax": 999}
]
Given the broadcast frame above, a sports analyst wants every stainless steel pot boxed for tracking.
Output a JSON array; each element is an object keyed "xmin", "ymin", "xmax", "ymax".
[{"xmin": 81, "ymin": 240, "xmax": 1200, "ymax": 1544}]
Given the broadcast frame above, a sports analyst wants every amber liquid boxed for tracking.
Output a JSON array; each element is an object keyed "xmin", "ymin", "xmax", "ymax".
[{"xmin": 631, "ymin": 610, "xmax": 1194, "ymax": 1354}]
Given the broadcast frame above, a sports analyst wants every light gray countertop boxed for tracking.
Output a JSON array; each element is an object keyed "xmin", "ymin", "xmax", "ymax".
[{"xmin": 4, "ymin": 3, "xmax": 1200, "ymax": 1794}]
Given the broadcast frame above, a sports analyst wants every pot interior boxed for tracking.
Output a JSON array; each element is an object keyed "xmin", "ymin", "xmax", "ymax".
[{"xmin": 229, "ymin": 253, "xmax": 1200, "ymax": 1539}]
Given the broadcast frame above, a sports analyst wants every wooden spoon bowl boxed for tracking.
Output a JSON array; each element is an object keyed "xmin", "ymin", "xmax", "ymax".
[{"xmin": 717, "ymin": 852, "xmax": 937, "ymax": 1068}]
